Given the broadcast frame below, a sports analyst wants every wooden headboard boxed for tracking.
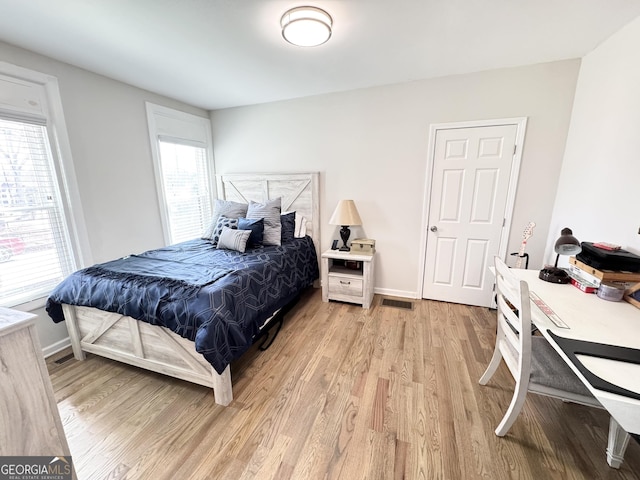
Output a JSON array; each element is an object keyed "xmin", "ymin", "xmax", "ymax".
[{"xmin": 216, "ymin": 172, "xmax": 321, "ymax": 259}]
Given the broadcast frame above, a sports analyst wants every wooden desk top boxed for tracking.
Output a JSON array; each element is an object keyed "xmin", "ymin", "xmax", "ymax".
[{"xmin": 509, "ymin": 268, "xmax": 640, "ymax": 434}]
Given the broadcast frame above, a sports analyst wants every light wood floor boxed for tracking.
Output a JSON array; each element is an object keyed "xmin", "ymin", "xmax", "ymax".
[{"xmin": 47, "ymin": 289, "xmax": 640, "ymax": 480}]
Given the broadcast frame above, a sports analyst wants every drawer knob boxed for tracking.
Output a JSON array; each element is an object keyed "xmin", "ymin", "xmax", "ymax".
[{"xmin": 340, "ymin": 281, "xmax": 351, "ymax": 285}]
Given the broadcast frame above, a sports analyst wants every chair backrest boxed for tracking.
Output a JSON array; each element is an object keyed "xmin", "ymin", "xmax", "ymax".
[
  {"xmin": 486, "ymin": 257, "xmax": 602, "ymax": 438},
  {"xmin": 494, "ymin": 256, "xmax": 532, "ymax": 382}
]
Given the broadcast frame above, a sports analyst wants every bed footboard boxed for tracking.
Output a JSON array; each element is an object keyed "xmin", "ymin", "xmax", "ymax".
[{"xmin": 61, "ymin": 304, "xmax": 232, "ymax": 406}]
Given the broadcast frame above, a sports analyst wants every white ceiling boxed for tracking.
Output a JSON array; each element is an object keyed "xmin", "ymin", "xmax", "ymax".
[{"xmin": 1, "ymin": 0, "xmax": 639, "ymax": 110}]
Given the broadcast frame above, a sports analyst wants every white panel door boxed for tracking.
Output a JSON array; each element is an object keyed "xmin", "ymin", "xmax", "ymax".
[{"xmin": 422, "ymin": 124, "xmax": 518, "ymax": 307}]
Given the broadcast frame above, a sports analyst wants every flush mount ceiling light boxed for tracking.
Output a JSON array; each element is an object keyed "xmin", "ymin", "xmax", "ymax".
[{"xmin": 281, "ymin": 6, "xmax": 332, "ymax": 47}]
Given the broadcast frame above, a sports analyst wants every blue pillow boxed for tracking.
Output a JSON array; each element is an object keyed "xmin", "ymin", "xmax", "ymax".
[
  {"xmin": 238, "ymin": 217, "xmax": 264, "ymax": 247},
  {"xmin": 281, "ymin": 211, "xmax": 296, "ymax": 243}
]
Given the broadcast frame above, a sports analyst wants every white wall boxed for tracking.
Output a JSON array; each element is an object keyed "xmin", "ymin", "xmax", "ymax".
[
  {"xmin": 545, "ymin": 16, "xmax": 640, "ymax": 264},
  {"xmin": 0, "ymin": 41, "xmax": 209, "ymax": 353},
  {"xmin": 0, "ymin": 41, "xmax": 587, "ymax": 349},
  {"xmin": 211, "ymin": 60, "xmax": 580, "ymax": 297}
]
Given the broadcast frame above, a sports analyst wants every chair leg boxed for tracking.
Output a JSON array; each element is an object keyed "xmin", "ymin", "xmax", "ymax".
[
  {"xmin": 494, "ymin": 377, "xmax": 529, "ymax": 436},
  {"xmin": 479, "ymin": 335, "xmax": 504, "ymax": 385},
  {"xmin": 606, "ymin": 417, "xmax": 630, "ymax": 469}
]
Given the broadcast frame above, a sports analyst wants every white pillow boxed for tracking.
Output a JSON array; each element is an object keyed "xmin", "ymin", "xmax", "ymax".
[
  {"xmin": 246, "ymin": 197, "xmax": 282, "ymax": 246},
  {"xmin": 294, "ymin": 215, "xmax": 308, "ymax": 238},
  {"xmin": 202, "ymin": 199, "xmax": 248, "ymax": 239},
  {"xmin": 216, "ymin": 226, "xmax": 251, "ymax": 253}
]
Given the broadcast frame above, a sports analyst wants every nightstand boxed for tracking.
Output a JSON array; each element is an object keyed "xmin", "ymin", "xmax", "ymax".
[{"xmin": 321, "ymin": 249, "xmax": 376, "ymax": 308}]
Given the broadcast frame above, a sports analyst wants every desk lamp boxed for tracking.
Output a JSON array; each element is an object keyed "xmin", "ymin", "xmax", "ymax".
[
  {"xmin": 539, "ymin": 227, "xmax": 582, "ymax": 283},
  {"xmin": 329, "ymin": 200, "xmax": 362, "ymax": 251}
]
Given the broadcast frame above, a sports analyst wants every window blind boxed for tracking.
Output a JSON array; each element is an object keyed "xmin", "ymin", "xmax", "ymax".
[
  {"xmin": 0, "ymin": 117, "xmax": 76, "ymax": 307},
  {"xmin": 158, "ymin": 140, "xmax": 212, "ymax": 244}
]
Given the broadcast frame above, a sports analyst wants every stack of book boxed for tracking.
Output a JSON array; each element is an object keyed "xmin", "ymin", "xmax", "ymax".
[
  {"xmin": 566, "ymin": 268, "xmax": 599, "ymax": 293},
  {"xmin": 568, "ymin": 256, "xmax": 640, "ymax": 293}
]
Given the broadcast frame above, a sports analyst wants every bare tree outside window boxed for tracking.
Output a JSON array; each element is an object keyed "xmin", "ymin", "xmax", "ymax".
[{"xmin": 0, "ymin": 118, "xmax": 75, "ymax": 306}]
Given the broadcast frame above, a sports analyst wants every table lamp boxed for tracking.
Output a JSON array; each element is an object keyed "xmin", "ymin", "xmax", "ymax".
[
  {"xmin": 329, "ymin": 200, "xmax": 362, "ymax": 251},
  {"xmin": 539, "ymin": 227, "xmax": 582, "ymax": 283}
]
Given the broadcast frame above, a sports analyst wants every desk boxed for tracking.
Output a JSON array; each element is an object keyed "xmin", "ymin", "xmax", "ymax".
[{"xmin": 509, "ymin": 269, "xmax": 640, "ymax": 466}]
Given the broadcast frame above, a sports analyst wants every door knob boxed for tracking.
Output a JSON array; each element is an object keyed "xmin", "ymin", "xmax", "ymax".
[{"xmin": 430, "ymin": 226, "xmax": 438, "ymax": 232}]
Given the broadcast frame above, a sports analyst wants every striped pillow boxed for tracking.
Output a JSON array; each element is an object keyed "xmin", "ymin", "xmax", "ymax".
[
  {"xmin": 246, "ymin": 197, "xmax": 282, "ymax": 246},
  {"xmin": 216, "ymin": 226, "xmax": 251, "ymax": 253}
]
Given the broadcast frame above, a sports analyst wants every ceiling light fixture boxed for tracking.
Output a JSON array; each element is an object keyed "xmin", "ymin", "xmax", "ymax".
[{"xmin": 281, "ymin": 6, "xmax": 332, "ymax": 47}]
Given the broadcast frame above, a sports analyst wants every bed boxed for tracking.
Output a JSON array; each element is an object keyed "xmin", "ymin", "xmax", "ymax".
[{"xmin": 46, "ymin": 172, "xmax": 320, "ymax": 405}]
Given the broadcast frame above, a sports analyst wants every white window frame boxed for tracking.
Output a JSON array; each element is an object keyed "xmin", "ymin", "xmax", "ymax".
[
  {"xmin": 145, "ymin": 103, "xmax": 215, "ymax": 245},
  {"xmin": 0, "ymin": 61, "xmax": 92, "ymax": 310}
]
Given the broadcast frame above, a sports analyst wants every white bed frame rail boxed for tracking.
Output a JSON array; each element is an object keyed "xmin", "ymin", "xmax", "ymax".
[{"xmin": 63, "ymin": 305, "xmax": 232, "ymax": 404}]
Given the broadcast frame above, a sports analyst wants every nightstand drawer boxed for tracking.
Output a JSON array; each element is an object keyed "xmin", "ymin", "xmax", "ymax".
[{"xmin": 328, "ymin": 276, "xmax": 363, "ymax": 297}]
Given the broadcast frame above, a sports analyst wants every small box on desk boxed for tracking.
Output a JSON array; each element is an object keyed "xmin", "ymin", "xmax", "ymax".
[
  {"xmin": 351, "ymin": 238, "xmax": 375, "ymax": 255},
  {"xmin": 570, "ymin": 276, "xmax": 598, "ymax": 294}
]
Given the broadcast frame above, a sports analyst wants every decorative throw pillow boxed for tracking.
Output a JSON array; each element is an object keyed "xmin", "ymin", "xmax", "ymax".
[
  {"xmin": 202, "ymin": 199, "xmax": 248, "ymax": 240},
  {"xmin": 207, "ymin": 215, "xmax": 238, "ymax": 247},
  {"xmin": 246, "ymin": 197, "xmax": 281, "ymax": 246},
  {"xmin": 216, "ymin": 227, "xmax": 251, "ymax": 253},
  {"xmin": 294, "ymin": 215, "xmax": 308, "ymax": 238},
  {"xmin": 281, "ymin": 211, "xmax": 296, "ymax": 243},
  {"xmin": 238, "ymin": 217, "xmax": 264, "ymax": 247}
]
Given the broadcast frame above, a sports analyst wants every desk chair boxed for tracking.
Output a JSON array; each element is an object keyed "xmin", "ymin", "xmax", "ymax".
[{"xmin": 480, "ymin": 256, "xmax": 600, "ymax": 436}]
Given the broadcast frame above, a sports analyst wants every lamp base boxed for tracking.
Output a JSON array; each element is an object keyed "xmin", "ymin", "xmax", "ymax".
[
  {"xmin": 339, "ymin": 225, "xmax": 351, "ymax": 251},
  {"xmin": 539, "ymin": 266, "xmax": 570, "ymax": 284}
]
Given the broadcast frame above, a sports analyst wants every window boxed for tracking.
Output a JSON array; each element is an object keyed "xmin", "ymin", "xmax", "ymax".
[
  {"xmin": 0, "ymin": 118, "xmax": 76, "ymax": 304},
  {"xmin": 157, "ymin": 140, "xmax": 212, "ymax": 243},
  {"xmin": 146, "ymin": 103, "xmax": 215, "ymax": 245},
  {"xmin": 0, "ymin": 64, "xmax": 88, "ymax": 308}
]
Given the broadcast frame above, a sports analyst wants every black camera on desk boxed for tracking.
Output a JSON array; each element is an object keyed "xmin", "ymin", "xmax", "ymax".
[{"xmin": 539, "ymin": 267, "xmax": 571, "ymax": 284}]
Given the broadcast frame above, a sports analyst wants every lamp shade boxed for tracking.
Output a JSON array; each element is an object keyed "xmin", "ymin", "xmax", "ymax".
[
  {"xmin": 329, "ymin": 200, "xmax": 362, "ymax": 226},
  {"xmin": 281, "ymin": 6, "xmax": 332, "ymax": 47},
  {"xmin": 554, "ymin": 227, "xmax": 581, "ymax": 256}
]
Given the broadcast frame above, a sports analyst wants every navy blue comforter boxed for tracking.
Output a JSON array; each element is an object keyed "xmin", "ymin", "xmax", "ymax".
[{"xmin": 46, "ymin": 236, "xmax": 319, "ymax": 374}]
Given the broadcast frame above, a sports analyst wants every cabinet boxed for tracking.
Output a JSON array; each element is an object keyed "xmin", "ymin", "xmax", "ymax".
[
  {"xmin": 0, "ymin": 307, "xmax": 75, "ymax": 476},
  {"xmin": 321, "ymin": 250, "xmax": 376, "ymax": 308}
]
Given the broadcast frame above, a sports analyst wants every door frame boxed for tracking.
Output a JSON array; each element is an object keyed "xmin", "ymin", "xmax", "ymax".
[{"xmin": 417, "ymin": 117, "xmax": 528, "ymax": 299}]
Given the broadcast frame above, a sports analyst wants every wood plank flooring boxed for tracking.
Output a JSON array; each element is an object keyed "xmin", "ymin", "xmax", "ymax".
[{"xmin": 46, "ymin": 289, "xmax": 640, "ymax": 479}]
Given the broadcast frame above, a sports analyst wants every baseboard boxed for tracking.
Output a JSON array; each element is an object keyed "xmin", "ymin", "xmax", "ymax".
[
  {"xmin": 43, "ymin": 337, "xmax": 71, "ymax": 358},
  {"xmin": 374, "ymin": 287, "xmax": 419, "ymax": 300}
]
